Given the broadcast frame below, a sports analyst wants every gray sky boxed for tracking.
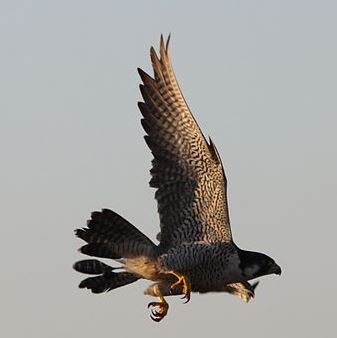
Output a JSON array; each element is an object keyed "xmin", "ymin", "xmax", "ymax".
[{"xmin": 1, "ymin": 1, "xmax": 336, "ymax": 337}]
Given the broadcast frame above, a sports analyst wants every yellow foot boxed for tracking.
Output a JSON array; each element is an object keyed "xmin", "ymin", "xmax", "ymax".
[
  {"xmin": 148, "ymin": 298, "xmax": 169, "ymax": 322},
  {"xmin": 170, "ymin": 273, "xmax": 191, "ymax": 304}
]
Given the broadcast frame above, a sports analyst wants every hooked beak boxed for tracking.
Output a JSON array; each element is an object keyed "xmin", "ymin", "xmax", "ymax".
[{"xmin": 270, "ymin": 263, "xmax": 282, "ymax": 276}]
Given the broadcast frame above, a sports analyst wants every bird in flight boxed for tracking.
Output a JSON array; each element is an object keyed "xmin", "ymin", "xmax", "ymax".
[{"xmin": 73, "ymin": 35, "xmax": 281, "ymax": 322}]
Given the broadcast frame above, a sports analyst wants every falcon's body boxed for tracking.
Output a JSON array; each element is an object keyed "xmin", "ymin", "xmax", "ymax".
[
  {"xmin": 127, "ymin": 243, "xmax": 239, "ymax": 289},
  {"xmin": 74, "ymin": 36, "xmax": 281, "ymax": 321}
]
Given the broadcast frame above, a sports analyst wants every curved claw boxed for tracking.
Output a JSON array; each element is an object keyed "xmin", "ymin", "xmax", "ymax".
[
  {"xmin": 147, "ymin": 300, "xmax": 169, "ymax": 322},
  {"xmin": 151, "ymin": 309, "xmax": 159, "ymax": 317},
  {"xmin": 150, "ymin": 314, "xmax": 164, "ymax": 322},
  {"xmin": 181, "ymin": 291, "xmax": 191, "ymax": 304},
  {"xmin": 170, "ymin": 274, "xmax": 191, "ymax": 304}
]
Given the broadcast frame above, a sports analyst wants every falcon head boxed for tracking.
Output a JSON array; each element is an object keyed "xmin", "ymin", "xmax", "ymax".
[{"xmin": 237, "ymin": 248, "xmax": 282, "ymax": 280}]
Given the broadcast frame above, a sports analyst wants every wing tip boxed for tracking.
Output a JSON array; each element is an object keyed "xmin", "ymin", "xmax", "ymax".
[
  {"xmin": 160, "ymin": 33, "xmax": 171, "ymax": 51},
  {"xmin": 166, "ymin": 33, "xmax": 171, "ymax": 50}
]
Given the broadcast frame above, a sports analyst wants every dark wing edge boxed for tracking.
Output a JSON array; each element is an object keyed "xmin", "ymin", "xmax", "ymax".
[{"xmin": 138, "ymin": 35, "xmax": 232, "ymax": 247}]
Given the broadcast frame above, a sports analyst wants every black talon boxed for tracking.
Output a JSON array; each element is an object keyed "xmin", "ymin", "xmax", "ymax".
[
  {"xmin": 151, "ymin": 315, "xmax": 163, "ymax": 322},
  {"xmin": 181, "ymin": 291, "xmax": 191, "ymax": 304},
  {"xmin": 147, "ymin": 298, "xmax": 169, "ymax": 322}
]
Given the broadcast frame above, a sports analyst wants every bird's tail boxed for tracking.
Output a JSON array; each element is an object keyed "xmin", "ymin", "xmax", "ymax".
[
  {"xmin": 73, "ymin": 259, "xmax": 139, "ymax": 293},
  {"xmin": 74, "ymin": 208, "xmax": 157, "ymax": 293}
]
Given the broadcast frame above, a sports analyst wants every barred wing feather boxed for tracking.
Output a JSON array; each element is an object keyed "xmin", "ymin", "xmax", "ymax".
[{"xmin": 138, "ymin": 36, "xmax": 232, "ymax": 248}]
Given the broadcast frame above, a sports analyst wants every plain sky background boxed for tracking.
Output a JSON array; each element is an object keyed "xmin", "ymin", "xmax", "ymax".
[{"xmin": 1, "ymin": 1, "xmax": 336, "ymax": 337}]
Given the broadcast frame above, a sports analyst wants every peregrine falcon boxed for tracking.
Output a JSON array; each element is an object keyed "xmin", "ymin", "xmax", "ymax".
[{"xmin": 73, "ymin": 35, "xmax": 281, "ymax": 322}]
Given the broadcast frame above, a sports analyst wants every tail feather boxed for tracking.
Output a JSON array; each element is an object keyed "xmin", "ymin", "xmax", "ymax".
[
  {"xmin": 78, "ymin": 243, "xmax": 121, "ymax": 259},
  {"xmin": 75, "ymin": 208, "xmax": 157, "ymax": 259},
  {"xmin": 73, "ymin": 259, "xmax": 113, "ymax": 275},
  {"xmin": 74, "ymin": 209, "xmax": 156, "ymax": 294},
  {"xmin": 74, "ymin": 259, "xmax": 139, "ymax": 293}
]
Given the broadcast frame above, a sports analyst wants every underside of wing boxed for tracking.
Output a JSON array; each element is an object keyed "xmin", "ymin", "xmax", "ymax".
[{"xmin": 138, "ymin": 35, "xmax": 232, "ymax": 248}]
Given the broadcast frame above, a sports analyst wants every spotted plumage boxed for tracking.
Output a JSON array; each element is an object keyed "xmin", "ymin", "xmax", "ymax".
[{"xmin": 73, "ymin": 35, "xmax": 281, "ymax": 322}]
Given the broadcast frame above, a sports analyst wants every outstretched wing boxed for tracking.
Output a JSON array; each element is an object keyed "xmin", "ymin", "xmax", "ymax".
[{"xmin": 138, "ymin": 35, "xmax": 232, "ymax": 248}]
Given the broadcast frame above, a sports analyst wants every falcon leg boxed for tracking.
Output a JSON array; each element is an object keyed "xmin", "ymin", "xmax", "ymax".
[
  {"xmin": 168, "ymin": 271, "xmax": 191, "ymax": 303},
  {"xmin": 147, "ymin": 284, "xmax": 169, "ymax": 322}
]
